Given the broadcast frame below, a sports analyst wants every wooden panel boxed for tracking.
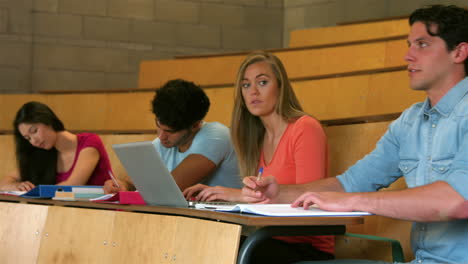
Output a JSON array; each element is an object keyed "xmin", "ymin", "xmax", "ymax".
[
  {"xmin": 138, "ymin": 39, "xmax": 407, "ymax": 89},
  {"xmin": 37, "ymin": 206, "xmax": 116, "ymax": 263},
  {"xmin": 366, "ymin": 70, "xmax": 425, "ymax": 115},
  {"xmin": 37, "ymin": 207, "xmax": 239, "ymax": 264},
  {"xmin": 169, "ymin": 216, "xmax": 240, "ymax": 264},
  {"xmin": 0, "ymin": 135, "xmax": 15, "ymax": 181},
  {"xmin": 289, "ymin": 19, "xmax": 408, "ymax": 47},
  {"xmin": 0, "ymin": 94, "xmax": 46, "ymax": 130},
  {"xmin": 296, "ymin": 70, "xmax": 424, "ymax": 121},
  {"xmin": 0, "ymin": 89, "xmax": 234, "ymax": 132},
  {"xmin": 108, "ymin": 210, "xmax": 178, "ymax": 263},
  {"xmin": 0, "ymin": 202, "xmax": 49, "ymax": 264},
  {"xmin": 46, "ymin": 93, "xmax": 155, "ymax": 131},
  {"xmin": 347, "ymin": 213, "xmax": 413, "ymax": 262},
  {"xmin": 335, "ymin": 235, "xmax": 394, "ymax": 261},
  {"xmin": 0, "ymin": 93, "xmax": 156, "ymax": 132},
  {"xmin": 324, "ymin": 121, "xmax": 392, "ymax": 178},
  {"xmin": 138, "ymin": 56, "xmax": 244, "ymax": 89}
]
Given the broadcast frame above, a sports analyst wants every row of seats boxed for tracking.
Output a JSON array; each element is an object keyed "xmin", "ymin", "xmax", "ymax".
[
  {"xmin": 289, "ymin": 18, "xmax": 407, "ymax": 47},
  {"xmin": 138, "ymin": 39, "xmax": 406, "ymax": 89},
  {"xmin": 0, "ymin": 70, "xmax": 423, "ymax": 132}
]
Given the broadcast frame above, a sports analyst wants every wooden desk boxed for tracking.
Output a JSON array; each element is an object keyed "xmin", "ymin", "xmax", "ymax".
[{"xmin": 0, "ymin": 195, "xmax": 363, "ymax": 264}]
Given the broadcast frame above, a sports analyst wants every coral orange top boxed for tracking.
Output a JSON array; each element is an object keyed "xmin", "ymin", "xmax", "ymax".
[{"xmin": 258, "ymin": 115, "xmax": 334, "ymax": 254}]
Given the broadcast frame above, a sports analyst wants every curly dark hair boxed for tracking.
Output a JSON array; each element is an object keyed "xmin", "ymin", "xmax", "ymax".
[
  {"xmin": 151, "ymin": 79, "xmax": 210, "ymax": 131},
  {"xmin": 13, "ymin": 101, "xmax": 65, "ymax": 185},
  {"xmin": 410, "ymin": 5, "xmax": 468, "ymax": 75}
]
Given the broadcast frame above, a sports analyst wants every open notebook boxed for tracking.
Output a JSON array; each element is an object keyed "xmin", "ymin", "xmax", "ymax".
[{"xmin": 195, "ymin": 203, "xmax": 372, "ymax": 217}]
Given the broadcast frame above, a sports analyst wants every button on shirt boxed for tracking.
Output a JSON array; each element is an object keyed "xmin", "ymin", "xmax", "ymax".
[{"xmin": 337, "ymin": 77, "xmax": 468, "ymax": 263}]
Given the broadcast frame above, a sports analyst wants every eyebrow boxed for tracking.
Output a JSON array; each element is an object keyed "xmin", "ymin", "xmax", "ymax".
[{"xmin": 242, "ymin": 73, "xmax": 270, "ymax": 81}]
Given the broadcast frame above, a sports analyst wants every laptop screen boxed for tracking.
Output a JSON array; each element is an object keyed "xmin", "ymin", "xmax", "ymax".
[{"xmin": 112, "ymin": 141, "xmax": 189, "ymax": 208}]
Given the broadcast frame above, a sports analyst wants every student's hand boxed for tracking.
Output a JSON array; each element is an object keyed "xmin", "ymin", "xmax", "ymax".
[
  {"xmin": 183, "ymin": 184, "xmax": 209, "ymax": 199},
  {"xmin": 15, "ymin": 181, "xmax": 35, "ymax": 192},
  {"xmin": 452, "ymin": 201, "xmax": 468, "ymax": 219},
  {"xmin": 291, "ymin": 191, "xmax": 355, "ymax": 212},
  {"xmin": 103, "ymin": 179, "xmax": 128, "ymax": 194},
  {"xmin": 242, "ymin": 175, "xmax": 280, "ymax": 204},
  {"xmin": 194, "ymin": 186, "xmax": 242, "ymax": 202}
]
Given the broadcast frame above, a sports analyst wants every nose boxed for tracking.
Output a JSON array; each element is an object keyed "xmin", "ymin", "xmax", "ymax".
[
  {"xmin": 249, "ymin": 84, "xmax": 260, "ymax": 96},
  {"xmin": 404, "ymin": 46, "xmax": 415, "ymax": 63},
  {"xmin": 29, "ymin": 136, "xmax": 40, "ymax": 147},
  {"xmin": 158, "ymin": 130, "xmax": 167, "ymax": 140}
]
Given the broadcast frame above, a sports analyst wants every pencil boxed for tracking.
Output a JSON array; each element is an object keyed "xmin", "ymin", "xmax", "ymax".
[{"xmin": 108, "ymin": 170, "xmax": 121, "ymax": 189}]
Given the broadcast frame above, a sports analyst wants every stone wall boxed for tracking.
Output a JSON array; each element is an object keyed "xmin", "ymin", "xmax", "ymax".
[
  {"xmin": 1, "ymin": 0, "xmax": 467, "ymax": 93},
  {"xmin": 0, "ymin": 0, "xmax": 283, "ymax": 93}
]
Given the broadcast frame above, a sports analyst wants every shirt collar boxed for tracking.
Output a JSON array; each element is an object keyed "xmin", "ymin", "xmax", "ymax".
[{"xmin": 421, "ymin": 77, "xmax": 468, "ymax": 117}]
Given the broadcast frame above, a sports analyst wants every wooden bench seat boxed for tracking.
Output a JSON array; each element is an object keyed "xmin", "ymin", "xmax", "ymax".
[
  {"xmin": 289, "ymin": 18, "xmax": 408, "ymax": 48},
  {"xmin": 0, "ymin": 70, "xmax": 424, "ymax": 133},
  {"xmin": 138, "ymin": 39, "xmax": 407, "ymax": 89}
]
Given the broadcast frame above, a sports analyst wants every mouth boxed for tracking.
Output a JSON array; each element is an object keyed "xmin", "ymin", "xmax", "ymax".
[
  {"xmin": 250, "ymin": 99, "xmax": 262, "ymax": 105},
  {"xmin": 407, "ymin": 67, "xmax": 421, "ymax": 73}
]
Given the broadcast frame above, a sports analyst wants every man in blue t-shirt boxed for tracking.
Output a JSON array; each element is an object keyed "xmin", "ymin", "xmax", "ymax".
[{"xmin": 105, "ymin": 79, "xmax": 241, "ymax": 193}]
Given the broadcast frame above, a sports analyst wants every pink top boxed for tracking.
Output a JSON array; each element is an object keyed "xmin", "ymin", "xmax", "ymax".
[
  {"xmin": 258, "ymin": 115, "xmax": 334, "ymax": 254},
  {"xmin": 56, "ymin": 133, "xmax": 112, "ymax": 186}
]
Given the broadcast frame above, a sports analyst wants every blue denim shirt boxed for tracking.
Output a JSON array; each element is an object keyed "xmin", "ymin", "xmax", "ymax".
[{"xmin": 337, "ymin": 77, "xmax": 468, "ymax": 264}]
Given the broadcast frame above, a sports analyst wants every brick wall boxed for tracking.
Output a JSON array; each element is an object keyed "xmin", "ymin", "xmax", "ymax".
[{"xmin": 0, "ymin": 0, "xmax": 283, "ymax": 93}]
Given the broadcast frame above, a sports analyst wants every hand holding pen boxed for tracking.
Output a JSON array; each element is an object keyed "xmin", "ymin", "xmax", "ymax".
[
  {"xmin": 242, "ymin": 171, "xmax": 280, "ymax": 204},
  {"xmin": 108, "ymin": 170, "xmax": 121, "ymax": 189},
  {"xmin": 103, "ymin": 170, "xmax": 121, "ymax": 194},
  {"xmin": 256, "ymin": 167, "xmax": 264, "ymax": 182}
]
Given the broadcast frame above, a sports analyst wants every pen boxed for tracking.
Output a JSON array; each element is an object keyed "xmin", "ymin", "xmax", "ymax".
[
  {"xmin": 108, "ymin": 170, "xmax": 121, "ymax": 189},
  {"xmin": 256, "ymin": 167, "xmax": 264, "ymax": 181}
]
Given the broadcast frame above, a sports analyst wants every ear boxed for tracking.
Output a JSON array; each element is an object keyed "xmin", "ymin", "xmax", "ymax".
[
  {"xmin": 192, "ymin": 120, "xmax": 202, "ymax": 130},
  {"xmin": 452, "ymin": 42, "xmax": 468, "ymax": 64}
]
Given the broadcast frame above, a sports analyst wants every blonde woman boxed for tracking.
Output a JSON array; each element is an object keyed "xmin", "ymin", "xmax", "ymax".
[{"xmin": 183, "ymin": 51, "xmax": 334, "ymax": 263}]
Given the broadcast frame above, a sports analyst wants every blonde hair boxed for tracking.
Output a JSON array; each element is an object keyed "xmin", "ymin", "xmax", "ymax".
[{"xmin": 231, "ymin": 51, "xmax": 305, "ymax": 177}]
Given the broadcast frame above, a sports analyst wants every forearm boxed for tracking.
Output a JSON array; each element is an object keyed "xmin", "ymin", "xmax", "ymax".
[
  {"xmin": 0, "ymin": 173, "xmax": 21, "ymax": 191},
  {"xmin": 279, "ymin": 177, "xmax": 345, "ymax": 203},
  {"xmin": 349, "ymin": 181, "xmax": 465, "ymax": 222}
]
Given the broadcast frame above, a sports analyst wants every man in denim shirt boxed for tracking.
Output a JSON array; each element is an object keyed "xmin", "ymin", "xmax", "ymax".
[{"xmin": 242, "ymin": 5, "xmax": 468, "ymax": 263}]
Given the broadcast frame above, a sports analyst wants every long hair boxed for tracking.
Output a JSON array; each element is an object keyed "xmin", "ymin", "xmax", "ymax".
[
  {"xmin": 231, "ymin": 51, "xmax": 305, "ymax": 177},
  {"xmin": 13, "ymin": 101, "xmax": 65, "ymax": 185}
]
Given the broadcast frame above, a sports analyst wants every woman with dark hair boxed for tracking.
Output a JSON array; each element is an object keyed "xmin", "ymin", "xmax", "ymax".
[{"xmin": 0, "ymin": 101, "xmax": 112, "ymax": 191}]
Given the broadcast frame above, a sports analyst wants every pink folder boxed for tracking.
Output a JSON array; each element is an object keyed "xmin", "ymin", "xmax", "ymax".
[{"xmin": 93, "ymin": 191, "xmax": 146, "ymax": 205}]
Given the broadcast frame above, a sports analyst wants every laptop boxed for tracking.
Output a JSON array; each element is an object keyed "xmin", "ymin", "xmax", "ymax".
[
  {"xmin": 112, "ymin": 141, "xmax": 189, "ymax": 207},
  {"xmin": 112, "ymin": 141, "xmax": 235, "ymax": 208}
]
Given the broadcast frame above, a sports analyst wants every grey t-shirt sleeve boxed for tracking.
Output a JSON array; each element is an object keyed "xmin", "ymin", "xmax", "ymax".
[{"xmin": 189, "ymin": 122, "xmax": 231, "ymax": 165}]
